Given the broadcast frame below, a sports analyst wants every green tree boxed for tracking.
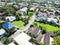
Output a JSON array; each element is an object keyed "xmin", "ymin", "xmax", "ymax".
[
  {"xmin": 30, "ymin": 38, "xmax": 45, "ymax": 45},
  {"xmin": 3, "ymin": 5, "xmax": 16, "ymax": 16},
  {"xmin": 16, "ymin": 13, "xmax": 20, "ymax": 21},
  {"xmin": 53, "ymin": 36, "xmax": 60, "ymax": 45},
  {"xmin": 54, "ymin": 30, "xmax": 60, "ymax": 36},
  {"xmin": 1, "ymin": 37, "xmax": 13, "ymax": 45}
]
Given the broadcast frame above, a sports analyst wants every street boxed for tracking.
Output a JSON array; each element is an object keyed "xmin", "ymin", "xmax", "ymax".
[{"xmin": 10, "ymin": 9, "xmax": 39, "ymax": 38}]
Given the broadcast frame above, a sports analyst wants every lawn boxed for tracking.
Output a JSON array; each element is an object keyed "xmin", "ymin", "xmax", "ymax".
[
  {"xmin": 13, "ymin": 21, "xmax": 25, "ymax": 28},
  {"xmin": 27, "ymin": 12, "xmax": 34, "ymax": 16},
  {"xmin": 33, "ymin": 22, "xmax": 60, "ymax": 32}
]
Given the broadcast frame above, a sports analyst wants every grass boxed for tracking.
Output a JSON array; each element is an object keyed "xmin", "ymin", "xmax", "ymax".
[
  {"xmin": 33, "ymin": 22, "xmax": 60, "ymax": 32},
  {"xmin": 13, "ymin": 21, "xmax": 25, "ymax": 28},
  {"xmin": 27, "ymin": 12, "xmax": 34, "ymax": 16}
]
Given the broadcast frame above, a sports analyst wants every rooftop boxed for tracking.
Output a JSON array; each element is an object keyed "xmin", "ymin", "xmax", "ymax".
[
  {"xmin": 14, "ymin": 32, "xmax": 32, "ymax": 45},
  {"xmin": 0, "ymin": 29, "xmax": 5, "ymax": 35},
  {"xmin": 28, "ymin": 26, "xmax": 41, "ymax": 37},
  {"xmin": 2, "ymin": 22, "xmax": 14, "ymax": 29},
  {"xmin": 8, "ymin": 42, "xmax": 15, "ymax": 45}
]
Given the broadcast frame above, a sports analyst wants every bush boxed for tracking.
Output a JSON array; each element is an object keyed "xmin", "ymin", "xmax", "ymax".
[
  {"xmin": 16, "ymin": 13, "xmax": 20, "ymax": 21},
  {"xmin": 52, "ymin": 36, "xmax": 60, "ymax": 45},
  {"xmin": 1, "ymin": 37, "xmax": 13, "ymax": 45},
  {"xmin": 54, "ymin": 30, "xmax": 60, "ymax": 36},
  {"xmin": 30, "ymin": 38, "xmax": 45, "ymax": 45}
]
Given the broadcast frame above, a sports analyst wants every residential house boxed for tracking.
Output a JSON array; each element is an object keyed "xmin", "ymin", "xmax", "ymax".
[
  {"xmin": 47, "ymin": 12, "xmax": 54, "ymax": 17},
  {"xmin": 36, "ymin": 11, "xmax": 47, "ymax": 21},
  {"xmin": 0, "ymin": 29, "xmax": 5, "ymax": 38},
  {"xmin": 0, "ymin": 11, "xmax": 7, "ymax": 16},
  {"xmin": 0, "ymin": 2, "xmax": 5, "ymax": 6},
  {"xmin": 55, "ymin": 10, "xmax": 60, "ymax": 15},
  {"xmin": 44, "ymin": 32, "xmax": 50, "ymax": 45},
  {"xmin": 16, "ymin": 7, "xmax": 28, "ymax": 15},
  {"xmin": 5, "ymin": 16, "xmax": 16, "ymax": 21},
  {"xmin": 37, "ymin": 11, "xmax": 47, "ymax": 17},
  {"xmin": 29, "ymin": 6, "xmax": 36, "ymax": 11},
  {"xmin": 20, "ymin": 15, "xmax": 28, "ymax": 19},
  {"xmin": 32, "ymin": 31, "xmax": 53, "ymax": 45},
  {"xmin": 7, "ymin": 3, "xmax": 13, "ymax": 5},
  {"xmin": 18, "ymin": 3, "xmax": 24, "ymax": 7},
  {"xmin": 18, "ymin": 2, "xmax": 28, "ymax": 7},
  {"xmin": 40, "ymin": 6, "xmax": 45, "ymax": 11},
  {"xmin": 36, "ymin": 35, "xmax": 43, "ymax": 42},
  {"xmin": 2, "ymin": 22, "xmax": 14, "ymax": 29},
  {"xmin": 44, "ymin": 32, "xmax": 54, "ymax": 45},
  {"xmin": 47, "ymin": 18, "xmax": 58, "ymax": 24},
  {"xmin": 32, "ymin": 3, "xmax": 39, "ymax": 7},
  {"xmin": 13, "ymin": 5, "xmax": 19, "ymax": 9},
  {"xmin": 28, "ymin": 26, "xmax": 41, "ymax": 37},
  {"xmin": 36, "ymin": 16, "xmax": 46, "ymax": 22},
  {"xmin": 14, "ymin": 32, "xmax": 32, "ymax": 45}
]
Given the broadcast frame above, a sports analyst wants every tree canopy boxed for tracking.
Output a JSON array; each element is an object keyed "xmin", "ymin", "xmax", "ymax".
[
  {"xmin": 3, "ymin": 5, "xmax": 16, "ymax": 16},
  {"xmin": 53, "ymin": 36, "xmax": 60, "ymax": 45}
]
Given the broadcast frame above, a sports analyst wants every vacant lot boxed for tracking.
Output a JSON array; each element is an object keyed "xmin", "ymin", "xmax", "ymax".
[{"xmin": 33, "ymin": 22, "xmax": 60, "ymax": 32}]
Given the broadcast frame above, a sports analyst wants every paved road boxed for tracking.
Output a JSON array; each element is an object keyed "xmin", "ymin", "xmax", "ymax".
[{"xmin": 10, "ymin": 9, "xmax": 39, "ymax": 38}]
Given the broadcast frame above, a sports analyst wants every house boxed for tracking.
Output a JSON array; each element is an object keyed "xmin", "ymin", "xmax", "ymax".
[
  {"xmin": 36, "ymin": 11, "xmax": 47, "ymax": 21},
  {"xmin": 7, "ymin": 3, "xmax": 13, "ymax": 5},
  {"xmin": 37, "ymin": 11, "xmax": 47, "ymax": 17},
  {"xmin": 18, "ymin": 3, "xmax": 24, "ymax": 7},
  {"xmin": 36, "ymin": 16, "xmax": 46, "ymax": 21},
  {"xmin": 29, "ymin": 6, "xmax": 36, "ymax": 11},
  {"xmin": 32, "ymin": 3, "xmax": 39, "ymax": 7},
  {"xmin": 0, "ymin": 7, "xmax": 7, "ymax": 16},
  {"xmin": 44, "ymin": 32, "xmax": 50, "ymax": 45},
  {"xmin": 36, "ymin": 35, "xmax": 43, "ymax": 42},
  {"xmin": 13, "ymin": 5, "xmax": 19, "ymax": 9},
  {"xmin": 5, "ymin": 16, "xmax": 16, "ymax": 21},
  {"xmin": 20, "ymin": 7, "xmax": 28, "ymax": 13},
  {"xmin": 28, "ymin": 26, "xmax": 41, "ymax": 37},
  {"xmin": 47, "ymin": 18, "xmax": 58, "ymax": 24},
  {"xmin": 18, "ymin": 2, "xmax": 28, "ymax": 7},
  {"xmin": 0, "ymin": 2, "xmax": 5, "ymax": 6},
  {"xmin": 47, "ymin": 12, "xmax": 54, "ymax": 17},
  {"xmin": 16, "ymin": 7, "xmax": 28, "ymax": 15},
  {"xmin": 2, "ymin": 22, "xmax": 14, "ymax": 29},
  {"xmin": 14, "ymin": 32, "xmax": 32, "ymax": 45},
  {"xmin": 0, "ymin": 11, "xmax": 7, "ymax": 16},
  {"xmin": 0, "ymin": 29, "xmax": 5, "ymax": 38},
  {"xmin": 44, "ymin": 32, "xmax": 54, "ymax": 45},
  {"xmin": 20, "ymin": 15, "xmax": 28, "ymax": 19}
]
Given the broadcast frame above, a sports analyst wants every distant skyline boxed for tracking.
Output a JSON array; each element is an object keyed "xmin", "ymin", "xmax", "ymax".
[{"xmin": 0, "ymin": 0, "xmax": 60, "ymax": 2}]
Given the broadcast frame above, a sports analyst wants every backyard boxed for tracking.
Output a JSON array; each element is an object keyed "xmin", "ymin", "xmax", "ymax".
[
  {"xmin": 13, "ymin": 21, "xmax": 25, "ymax": 28},
  {"xmin": 33, "ymin": 22, "xmax": 60, "ymax": 32}
]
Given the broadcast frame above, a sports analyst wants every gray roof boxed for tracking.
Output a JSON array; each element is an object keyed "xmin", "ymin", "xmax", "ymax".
[{"xmin": 28, "ymin": 26, "xmax": 41, "ymax": 37}]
